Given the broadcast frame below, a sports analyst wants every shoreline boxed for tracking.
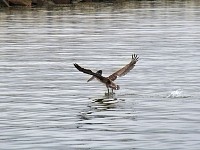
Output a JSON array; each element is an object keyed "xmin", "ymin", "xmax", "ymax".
[{"xmin": 1, "ymin": 0, "xmax": 200, "ymax": 8}]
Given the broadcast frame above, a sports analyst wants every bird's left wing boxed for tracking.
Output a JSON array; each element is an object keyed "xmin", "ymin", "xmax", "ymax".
[
  {"xmin": 108, "ymin": 54, "xmax": 139, "ymax": 81},
  {"xmin": 74, "ymin": 63, "xmax": 109, "ymax": 83}
]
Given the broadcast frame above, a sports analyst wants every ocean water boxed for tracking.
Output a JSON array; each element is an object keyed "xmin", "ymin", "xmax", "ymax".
[{"xmin": 0, "ymin": 1, "xmax": 200, "ymax": 149}]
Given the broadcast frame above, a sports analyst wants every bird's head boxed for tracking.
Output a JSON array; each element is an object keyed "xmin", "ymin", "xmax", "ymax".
[
  {"xmin": 87, "ymin": 70, "xmax": 102, "ymax": 82},
  {"xmin": 97, "ymin": 70, "xmax": 102, "ymax": 75}
]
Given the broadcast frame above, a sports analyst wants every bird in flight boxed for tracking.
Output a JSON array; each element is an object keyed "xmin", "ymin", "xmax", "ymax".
[{"xmin": 74, "ymin": 54, "xmax": 139, "ymax": 94}]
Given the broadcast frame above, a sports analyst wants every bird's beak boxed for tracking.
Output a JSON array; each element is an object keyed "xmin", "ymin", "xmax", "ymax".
[{"xmin": 87, "ymin": 76, "xmax": 95, "ymax": 82}]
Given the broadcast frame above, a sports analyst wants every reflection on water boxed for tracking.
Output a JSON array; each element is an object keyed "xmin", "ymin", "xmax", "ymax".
[{"xmin": 0, "ymin": 1, "xmax": 200, "ymax": 149}]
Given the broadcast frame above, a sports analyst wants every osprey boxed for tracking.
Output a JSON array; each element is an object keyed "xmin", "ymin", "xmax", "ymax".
[{"xmin": 74, "ymin": 54, "xmax": 139, "ymax": 94}]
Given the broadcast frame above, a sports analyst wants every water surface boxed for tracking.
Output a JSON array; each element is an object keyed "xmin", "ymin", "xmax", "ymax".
[{"xmin": 0, "ymin": 1, "xmax": 200, "ymax": 149}]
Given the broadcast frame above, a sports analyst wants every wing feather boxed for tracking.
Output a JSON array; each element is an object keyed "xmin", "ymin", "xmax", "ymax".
[{"xmin": 108, "ymin": 54, "xmax": 139, "ymax": 81}]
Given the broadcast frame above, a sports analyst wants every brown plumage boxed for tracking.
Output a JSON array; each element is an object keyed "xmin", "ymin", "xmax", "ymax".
[{"xmin": 74, "ymin": 54, "xmax": 139, "ymax": 94}]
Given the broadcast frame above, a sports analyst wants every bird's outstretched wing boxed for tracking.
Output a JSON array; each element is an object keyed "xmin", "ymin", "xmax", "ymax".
[
  {"xmin": 74, "ymin": 63, "xmax": 110, "ymax": 83},
  {"xmin": 108, "ymin": 54, "xmax": 139, "ymax": 81}
]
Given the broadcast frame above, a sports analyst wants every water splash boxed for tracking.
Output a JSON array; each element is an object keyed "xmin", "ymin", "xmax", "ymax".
[{"xmin": 167, "ymin": 89, "xmax": 190, "ymax": 98}]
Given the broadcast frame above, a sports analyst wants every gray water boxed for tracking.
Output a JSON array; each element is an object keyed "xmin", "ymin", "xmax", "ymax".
[{"xmin": 0, "ymin": 1, "xmax": 200, "ymax": 149}]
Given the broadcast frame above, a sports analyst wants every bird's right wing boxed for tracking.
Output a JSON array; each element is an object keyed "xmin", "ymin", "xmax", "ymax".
[{"xmin": 108, "ymin": 54, "xmax": 139, "ymax": 81}]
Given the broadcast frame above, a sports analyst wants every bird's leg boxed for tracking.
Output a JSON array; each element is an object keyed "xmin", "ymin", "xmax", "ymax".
[
  {"xmin": 111, "ymin": 88, "xmax": 114, "ymax": 94},
  {"xmin": 107, "ymin": 88, "xmax": 109, "ymax": 95}
]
